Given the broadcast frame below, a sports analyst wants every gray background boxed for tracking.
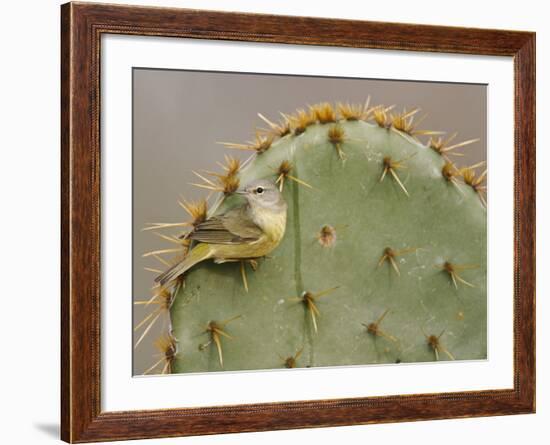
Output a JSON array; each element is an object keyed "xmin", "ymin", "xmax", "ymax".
[{"xmin": 133, "ymin": 68, "xmax": 486, "ymax": 375}]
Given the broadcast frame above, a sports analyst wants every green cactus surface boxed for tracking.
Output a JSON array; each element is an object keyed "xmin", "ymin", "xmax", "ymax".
[{"xmin": 139, "ymin": 102, "xmax": 487, "ymax": 374}]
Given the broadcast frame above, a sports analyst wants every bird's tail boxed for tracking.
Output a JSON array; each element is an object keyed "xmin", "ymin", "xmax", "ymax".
[{"xmin": 155, "ymin": 243, "xmax": 212, "ymax": 286}]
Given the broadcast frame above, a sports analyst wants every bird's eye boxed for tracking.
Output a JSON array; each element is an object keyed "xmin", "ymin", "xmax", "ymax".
[{"xmin": 256, "ymin": 186, "xmax": 264, "ymax": 194}]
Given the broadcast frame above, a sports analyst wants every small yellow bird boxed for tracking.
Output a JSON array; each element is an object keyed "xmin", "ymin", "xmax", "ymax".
[{"xmin": 155, "ymin": 179, "xmax": 287, "ymax": 286}]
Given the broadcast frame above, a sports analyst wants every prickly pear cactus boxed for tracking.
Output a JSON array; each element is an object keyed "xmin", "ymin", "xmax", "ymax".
[{"xmin": 139, "ymin": 102, "xmax": 487, "ymax": 374}]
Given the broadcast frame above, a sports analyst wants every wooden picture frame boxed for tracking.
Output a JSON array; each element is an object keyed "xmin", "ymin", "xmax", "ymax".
[{"xmin": 61, "ymin": 2, "xmax": 535, "ymax": 442}]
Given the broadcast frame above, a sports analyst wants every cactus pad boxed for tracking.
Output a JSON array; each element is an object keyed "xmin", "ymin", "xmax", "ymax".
[{"xmin": 139, "ymin": 102, "xmax": 487, "ymax": 374}]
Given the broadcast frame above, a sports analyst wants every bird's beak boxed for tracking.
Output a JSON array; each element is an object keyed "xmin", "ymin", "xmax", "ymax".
[{"xmin": 235, "ymin": 190, "xmax": 247, "ymax": 195}]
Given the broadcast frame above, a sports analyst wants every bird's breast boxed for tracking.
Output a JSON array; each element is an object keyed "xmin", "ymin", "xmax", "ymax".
[{"xmin": 252, "ymin": 207, "xmax": 287, "ymax": 243}]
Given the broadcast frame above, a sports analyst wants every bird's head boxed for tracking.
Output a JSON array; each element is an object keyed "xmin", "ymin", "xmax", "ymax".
[{"xmin": 237, "ymin": 179, "xmax": 285, "ymax": 210}]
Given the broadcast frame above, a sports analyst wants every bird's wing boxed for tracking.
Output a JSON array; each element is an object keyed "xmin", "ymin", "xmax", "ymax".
[{"xmin": 189, "ymin": 205, "xmax": 263, "ymax": 245}]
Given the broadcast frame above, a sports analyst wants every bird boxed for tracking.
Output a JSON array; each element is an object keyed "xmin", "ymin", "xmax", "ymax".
[{"xmin": 155, "ymin": 179, "xmax": 287, "ymax": 286}]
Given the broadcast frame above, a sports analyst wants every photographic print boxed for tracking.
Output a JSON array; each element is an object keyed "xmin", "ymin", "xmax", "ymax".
[
  {"xmin": 61, "ymin": 5, "xmax": 535, "ymax": 440},
  {"xmin": 132, "ymin": 69, "xmax": 487, "ymax": 376}
]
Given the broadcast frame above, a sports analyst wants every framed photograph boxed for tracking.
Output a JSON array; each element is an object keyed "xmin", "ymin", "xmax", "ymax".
[{"xmin": 61, "ymin": 2, "xmax": 535, "ymax": 442}]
